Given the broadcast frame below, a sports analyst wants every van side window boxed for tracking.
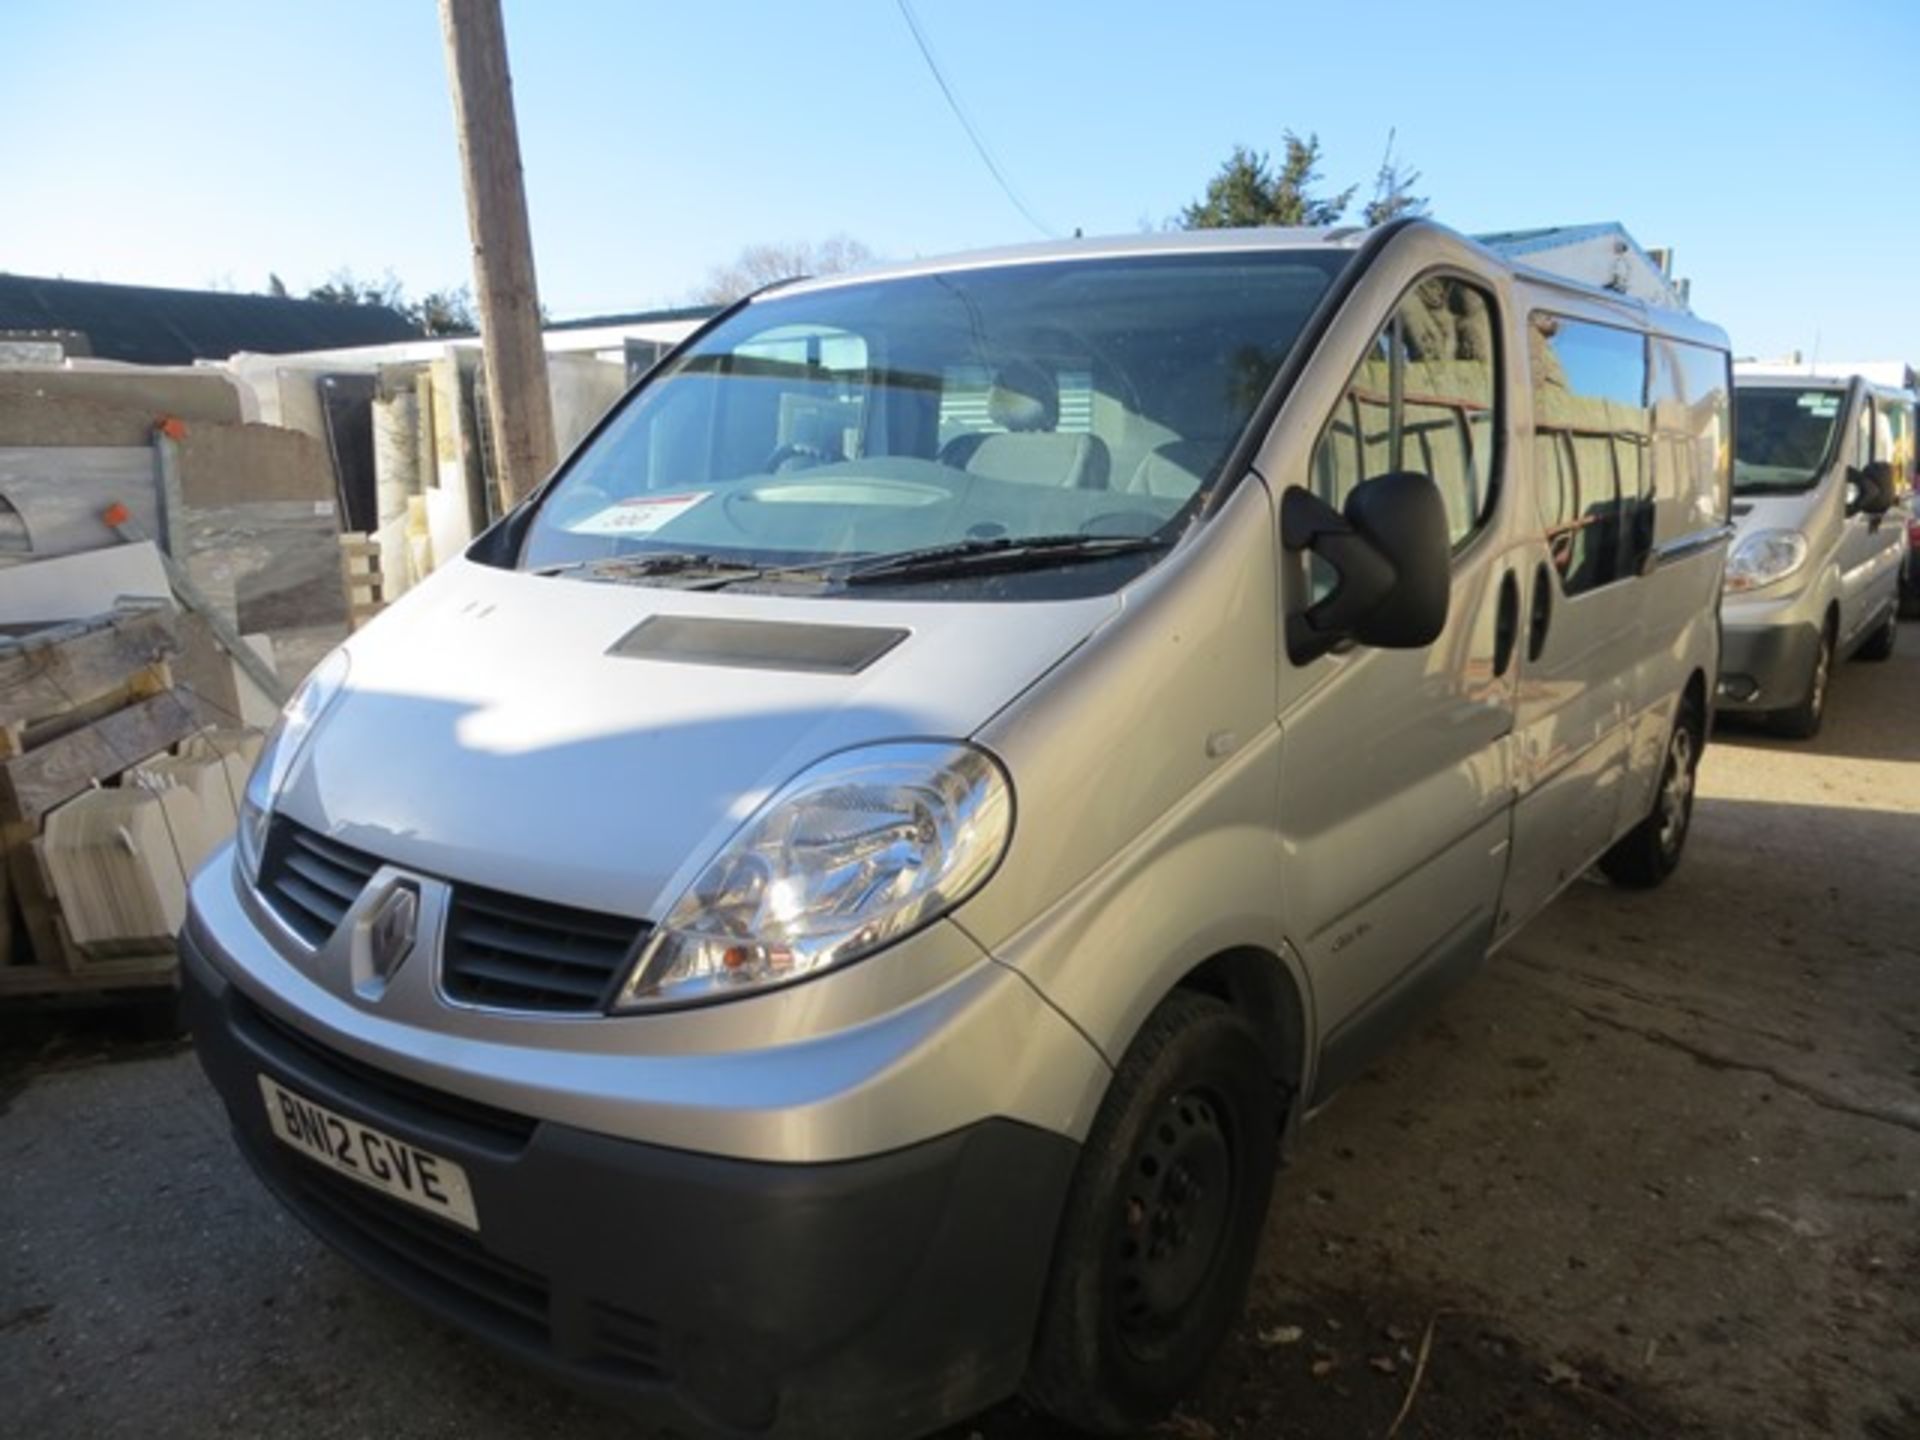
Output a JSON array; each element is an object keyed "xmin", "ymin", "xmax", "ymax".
[
  {"xmin": 1530, "ymin": 314, "xmax": 1649, "ymax": 593},
  {"xmin": 1852, "ymin": 398, "xmax": 1874, "ymax": 469},
  {"xmin": 1648, "ymin": 339, "xmax": 1732, "ymax": 538},
  {"xmin": 1309, "ymin": 277, "xmax": 1500, "ymax": 549},
  {"xmin": 1880, "ymin": 398, "xmax": 1914, "ymax": 500}
]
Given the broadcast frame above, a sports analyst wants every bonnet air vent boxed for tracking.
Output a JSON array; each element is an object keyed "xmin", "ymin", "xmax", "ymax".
[{"xmin": 608, "ymin": 615, "xmax": 909, "ymax": 674}]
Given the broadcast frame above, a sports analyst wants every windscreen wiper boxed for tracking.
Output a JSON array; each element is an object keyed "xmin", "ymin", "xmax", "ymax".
[
  {"xmin": 840, "ymin": 533, "xmax": 1170, "ymax": 586},
  {"xmin": 533, "ymin": 552, "xmax": 768, "ymax": 583}
]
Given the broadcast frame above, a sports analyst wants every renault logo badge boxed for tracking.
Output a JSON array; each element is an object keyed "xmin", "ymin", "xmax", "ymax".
[{"xmin": 367, "ymin": 883, "xmax": 420, "ymax": 981}]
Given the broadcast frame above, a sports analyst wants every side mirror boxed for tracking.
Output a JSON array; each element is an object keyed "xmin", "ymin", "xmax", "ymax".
[
  {"xmin": 1282, "ymin": 471, "xmax": 1451, "ymax": 665},
  {"xmin": 1847, "ymin": 460, "xmax": 1895, "ymax": 516}
]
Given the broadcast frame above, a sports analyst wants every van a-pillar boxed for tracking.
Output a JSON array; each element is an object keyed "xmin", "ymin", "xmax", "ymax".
[{"xmin": 439, "ymin": 0, "xmax": 557, "ymax": 510}]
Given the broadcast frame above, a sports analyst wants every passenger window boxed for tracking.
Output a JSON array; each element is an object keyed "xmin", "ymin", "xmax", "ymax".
[
  {"xmin": 1648, "ymin": 339, "xmax": 1732, "ymax": 539},
  {"xmin": 1882, "ymin": 399, "xmax": 1914, "ymax": 499},
  {"xmin": 1530, "ymin": 314, "xmax": 1649, "ymax": 594},
  {"xmin": 1309, "ymin": 277, "xmax": 1500, "ymax": 550},
  {"xmin": 1852, "ymin": 400, "xmax": 1874, "ymax": 468}
]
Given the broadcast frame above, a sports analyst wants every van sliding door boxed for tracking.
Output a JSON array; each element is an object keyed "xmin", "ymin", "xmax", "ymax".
[{"xmin": 1499, "ymin": 313, "xmax": 1648, "ymax": 934}]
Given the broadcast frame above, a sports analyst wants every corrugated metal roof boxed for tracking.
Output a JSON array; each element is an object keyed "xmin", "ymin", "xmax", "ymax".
[
  {"xmin": 0, "ymin": 273, "xmax": 420, "ymax": 365},
  {"xmin": 545, "ymin": 303, "xmax": 720, "ymax": 333}
]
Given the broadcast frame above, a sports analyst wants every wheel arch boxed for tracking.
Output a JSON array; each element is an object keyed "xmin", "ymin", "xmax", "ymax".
[
  {"xmin": 1682, "ymin": 667, "xmax": 1709, "ymax": 736},
  {"xmin": 1169, "ymin": 945, "xmax": 1312, "ymax": 1128}
]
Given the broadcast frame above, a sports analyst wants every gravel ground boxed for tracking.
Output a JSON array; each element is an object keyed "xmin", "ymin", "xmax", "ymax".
[{"xmin": 4, "ymin": 634, "xmax": 1916, "ymax": 1439}]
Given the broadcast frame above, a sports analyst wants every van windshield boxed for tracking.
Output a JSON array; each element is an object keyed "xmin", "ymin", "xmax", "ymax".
[
  {"xmin": 519, "ymin": 251, "xmax": 1349, "ymax": 592},
  {"xmin": 1733, "ymin": 387, "xmax": 1842, "ymax": 494}
]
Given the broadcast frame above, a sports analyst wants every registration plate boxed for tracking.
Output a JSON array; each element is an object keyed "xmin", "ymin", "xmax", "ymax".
[{"xmin": 259, "ymin": 1075, "xmax": 479, "ymax": 1231}]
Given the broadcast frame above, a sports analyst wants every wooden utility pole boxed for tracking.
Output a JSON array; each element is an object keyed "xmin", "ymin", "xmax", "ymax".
[{"xmin": 439, "ymin": 0, "xmax": 555, "ymax": 511}]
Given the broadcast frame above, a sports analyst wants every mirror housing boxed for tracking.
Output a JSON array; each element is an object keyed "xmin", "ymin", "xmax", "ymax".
[
  {"xmin": 1282, "ymin": 471, "xmax": 1451, "ymax": 665},
  {"xmin": 1847, "ymin": 460, "xmax": 1895, "ymax": 517}
]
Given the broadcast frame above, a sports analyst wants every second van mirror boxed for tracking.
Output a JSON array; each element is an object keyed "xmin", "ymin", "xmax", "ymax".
[
  {"xmin": 1281, "ymin": 472, "xmax": 1451, "ymax": 664},
  {"xmin": 1846, "ymin": 460, "xmax": 1895, "ymax": 517}
]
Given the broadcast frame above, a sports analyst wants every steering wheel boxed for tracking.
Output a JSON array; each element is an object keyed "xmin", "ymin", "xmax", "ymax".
[{"xmin": 764, "ymin": 442, "xmax": 836, "ymax": 473}]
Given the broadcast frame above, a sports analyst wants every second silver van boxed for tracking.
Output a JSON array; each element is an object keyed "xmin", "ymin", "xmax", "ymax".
[
  {"xmin": 1721, "ymin": 368, "xmax": 1907, "ymax": 735},
  {"xmin": 183, "ymin": 220, "xmax": 1733, "ymax": 1438}
]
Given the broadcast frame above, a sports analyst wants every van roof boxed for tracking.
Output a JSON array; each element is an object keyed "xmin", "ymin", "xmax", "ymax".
[
  {"xmin": 1736, "ymin": 360, "xmax": 1918, "ymax": 396},
  {"xmin": 769, "ymin": 225, "xmax": 1370, "ymax": 296},
  {"xmin": 768, "ymin": 221, "xmax": 1727, "ymax": 350}
]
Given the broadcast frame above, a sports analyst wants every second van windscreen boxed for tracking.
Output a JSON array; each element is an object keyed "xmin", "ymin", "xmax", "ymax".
[{"xmin": 1734, "ymin": 387, "xmax": 1842, "ymax": 494}]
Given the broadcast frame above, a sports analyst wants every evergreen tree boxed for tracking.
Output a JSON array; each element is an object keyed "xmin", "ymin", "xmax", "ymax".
[{"xmin": 1180, "ymin": 133, "xmax": 1356, "ymax": 229}]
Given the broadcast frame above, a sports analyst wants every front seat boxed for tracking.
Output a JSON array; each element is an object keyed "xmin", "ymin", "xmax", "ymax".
[{"xmin": 941, "ymin": 362, "xmax": 1110, "ymax": 489}]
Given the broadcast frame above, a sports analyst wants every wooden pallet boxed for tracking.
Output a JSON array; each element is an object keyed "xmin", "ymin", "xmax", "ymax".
[
  {"xmin": 339, "ymin": 532, "xmax": 385, "ymax": 630},
  {"xmin": 0, "ymin": 606, "xmax": 199, "ymax": 998}
]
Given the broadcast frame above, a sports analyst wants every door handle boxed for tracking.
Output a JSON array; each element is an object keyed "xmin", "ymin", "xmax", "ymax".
[
  {"xmin": 1527, "ymin": 561, "xmax": 1553, "ymax": 662},
  {"xmin": 1493, "ymin": 570, "xmax": 1520, "ymax": 677}
]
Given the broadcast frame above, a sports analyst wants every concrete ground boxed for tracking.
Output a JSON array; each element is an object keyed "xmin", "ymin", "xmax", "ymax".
[{"xmin": 4, "ymin": 635, "xmax": 1917, "ymax": 1440}]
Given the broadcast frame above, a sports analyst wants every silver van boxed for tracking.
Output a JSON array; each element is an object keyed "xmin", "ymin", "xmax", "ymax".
[
  {"xmin": 183, "ymin": 222, "xmax": 1732, "ymax": 1438},
  {"xmin": 1720, "ymin": 369, "xmax": 1907, "ymax": 735}
]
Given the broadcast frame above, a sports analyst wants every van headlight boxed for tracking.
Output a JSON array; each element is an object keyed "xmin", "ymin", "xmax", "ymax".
[
  {"xmin": 236, "ymin": 649, "xmax": 351, "ymax": 881},
  {"xmin": 612, "ymin": 742, "xmax": 1013, "ymax": 1010},
  {"xmin": 1724, "ymin": 529, "xmax": 1809, "ymax": 593}
]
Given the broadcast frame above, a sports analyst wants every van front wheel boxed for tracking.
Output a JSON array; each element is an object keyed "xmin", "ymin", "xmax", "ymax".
[
  {"xmin": 1769, "ymin": 622, "xmax": 1833, "ymax": 739},
  {"xmin": 1600, "ymin": 698, "xmax": 1702, "ymax": 889},
  {"xmin": 1024, "ymin": 990, "xmax": 1278, "ymax": 1435}
]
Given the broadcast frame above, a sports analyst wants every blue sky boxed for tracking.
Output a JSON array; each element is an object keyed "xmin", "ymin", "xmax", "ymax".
[{"xmin": 3, "ymin": 1, "xmax": 1915, "ymax": 362}]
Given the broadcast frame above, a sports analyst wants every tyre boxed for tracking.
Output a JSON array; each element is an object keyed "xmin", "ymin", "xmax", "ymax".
[
  {"xmin": 1600, "ymin": 696, "xmax": 1702, "ymax": 889},
  {"xmin": 1025, "ymin": 990, "xmax": 1279, "ymax": 1435},
  {"xmin": 1769, "ymin": 621, "xmax": 1834, "ymax": 740},
  {"xmin": 1857, "ymin": 606, "xmax": 1897, "ymax": 662}
]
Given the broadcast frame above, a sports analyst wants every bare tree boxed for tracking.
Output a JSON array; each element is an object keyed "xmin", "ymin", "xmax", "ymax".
[
  {"xmin": 697, "ymin": 235, "xmax": 874, "ymax": 305},
  {"xmin": 1363, "ymin": 128, "xmax": 1428, "ymax": 226}
]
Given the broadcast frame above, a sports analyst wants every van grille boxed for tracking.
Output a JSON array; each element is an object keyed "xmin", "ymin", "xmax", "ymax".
[
  {"xmin": 257, "ymin": 817, "xmax": 648, "ymax": 1014},
  {"xmin": 442, "ymin": 885, "xmax": 649, "ymax": 1013},
  {"xmin": 258, "ymin": 820, "xmax": 381, "ymax": 946},
  {"xmin": 258, "ymin": 1136, "xmax": 671, "ymax": 1381},
  {"xmin": 288, "ymin": 1157, "xmax": 551, "ymax": 1334},
  {"xmin": 232, "ymin": 988, "xmax": 537, "ymax": 1153}
]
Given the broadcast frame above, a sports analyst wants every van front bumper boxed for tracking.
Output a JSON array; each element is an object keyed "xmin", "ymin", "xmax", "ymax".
[
  {"xmin": 1716, "ymin": 619, "xmax": 1820, "ymax": 713},
  {"xmin": 182, "ymin": 927, "xmax": 1078, "ymax": 1439}
]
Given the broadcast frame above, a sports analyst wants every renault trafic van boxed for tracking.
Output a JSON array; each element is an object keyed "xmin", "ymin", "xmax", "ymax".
[
  {"xmin": 183, "ymin": 221, "xmax": 1733, "ymax": 1439},
  {"xmin": 1721, "ymin": 368, "xmax": 1906, "ymax": 735}
]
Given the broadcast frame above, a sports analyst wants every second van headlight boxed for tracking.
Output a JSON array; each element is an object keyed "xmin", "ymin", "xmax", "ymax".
[
  {"xmin": 612, "ymin": 742, "xmax": 1013, "ymax": 1010},
  {"xmin": 1724, "ymin": 529, "xmax": 1809, "ymax": 593}
]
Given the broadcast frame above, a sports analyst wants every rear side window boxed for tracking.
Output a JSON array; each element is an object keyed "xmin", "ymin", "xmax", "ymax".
[
  {"xmin": 1310, "ymin": 276, "xmax": 1500, "ymax": 549},
  {"xmin": 1852, "ymin": 397, "xmax": 1874, "ymax": 469},
  {"xmin": 1873, "ymin": 396, "xmax": 1912, "ymax": 499},
  {"xmin": 1530, "ymin": 314, "xmax": 1649, "ymax": 594},
  {"xmin": 1648, "ymin": 338, "xmax": 1732, "ymax": 539}
]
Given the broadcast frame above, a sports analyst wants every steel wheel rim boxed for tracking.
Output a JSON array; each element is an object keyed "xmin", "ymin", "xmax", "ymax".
[
  {"xmin": 1657, "ymin": 726, "xmax": 1695, "ymax": 855},
  {"xmin": 1114, "ymin": 1090, "xmax": 1235, "ymax": 1351}
]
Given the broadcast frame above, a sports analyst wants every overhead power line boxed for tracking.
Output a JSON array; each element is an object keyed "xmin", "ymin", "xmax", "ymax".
[{"xmin": 895, "ymin": 0, "xmax": 1056, "ymax": 238}]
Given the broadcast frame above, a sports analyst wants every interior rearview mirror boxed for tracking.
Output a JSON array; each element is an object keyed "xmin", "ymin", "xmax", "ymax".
[
  {"xmin": 1847, "ymin": 460, "xmax": 1894, "ymax": 517},
  {"xmin": 1282, "ymin": 472, "xmax": 1451, "ymax": 665}
]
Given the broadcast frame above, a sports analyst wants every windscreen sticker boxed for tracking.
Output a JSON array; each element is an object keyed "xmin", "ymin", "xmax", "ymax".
[
  {"xmin": 1797, "ymin": 395, "xmax": 1839, "ymax": 417},
  {"xmin": 566, "ymin": 491, "xmax": 710, "ymax": 536}
]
